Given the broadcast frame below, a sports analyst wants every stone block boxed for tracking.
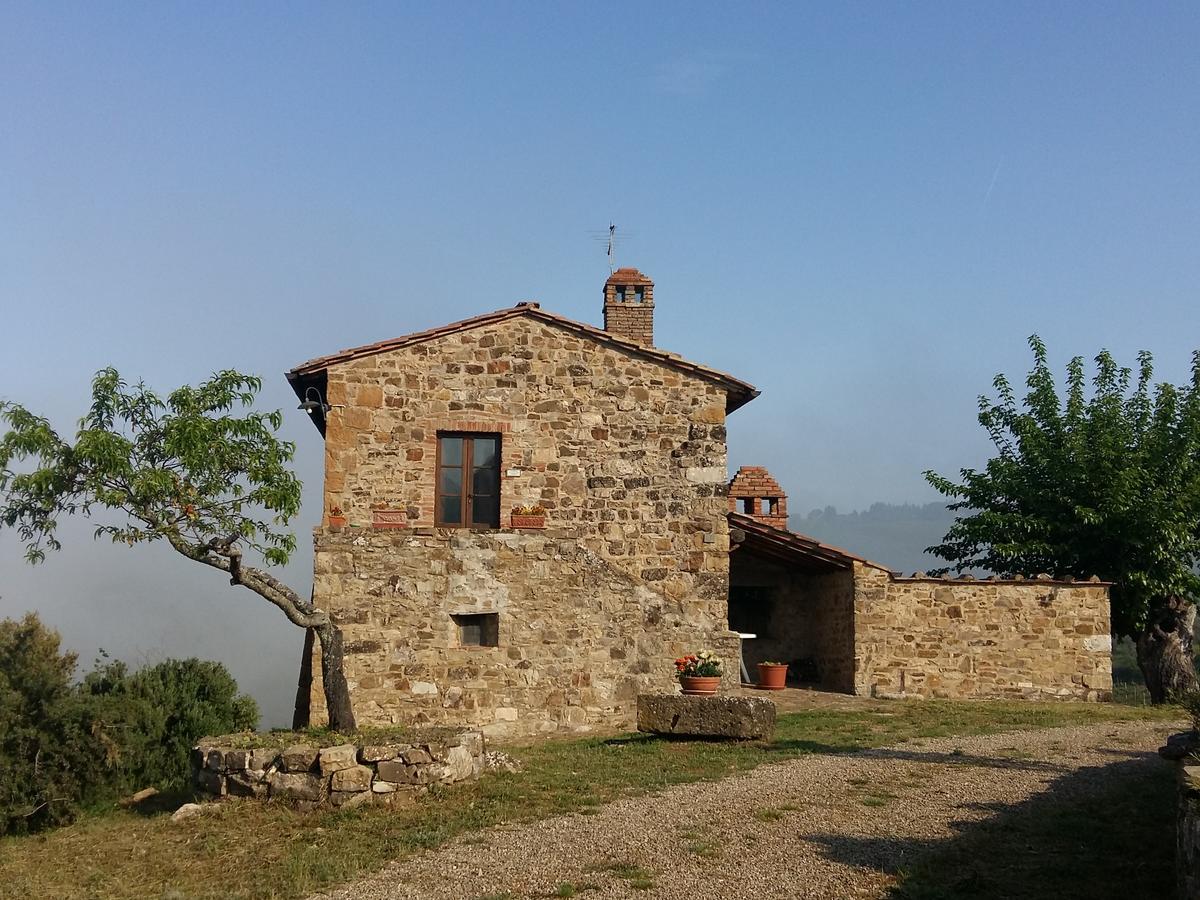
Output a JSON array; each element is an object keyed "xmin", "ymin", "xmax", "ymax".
[
  {"xmin": 226, "ymin": 772, "xmax": 268, "ymax": 798},
  {"xmin": 1161, "ymin": 731, "xmax": 1200, "ymax": 761},
  {"xmin": 249, "ymin": 748, "xmax": 279, "ymax": 772},
  {"xmin": 331, "ymin": 764, "xmax": 373, "ymax": 792},
  {"xmin": 401, "ymin": 748, "xmax": 432, "ymax": 765},
  {"xmin": 195, "ymin": 769, "xmax": 226, "ymax": 796},
  {"xmin": 319, "ymin": 744, "xmax": 359, "ymax": 775},
  {"xmin": 376, "ymin": 760, "xmax": 416, "ymax": 783},
  {"xmin": 329, "ymin": 790, "xmax": 373, "ymax": 809},
  {"xmin": 268, "ymin": 771, "xmax": 326, "ymax": 802},
  {"xmin": 360, "ymin": 744, "xmax": 409, "ymax": 763},
  {"xmin": 636, "ymin": 693, "xmax": 776, "ymax": 741},
  {"xmin": 442, "ymin": 745, "xmax": 477, "ymax": 782},
  {"xmin": 205, "ymin": 749, "xmax": 225, "ymax": 772},
  {"xmin": 453, "ymin": 731, "xmax": 485, "ymax": 757},
  {"xmin": 281, "ymin": 744, "xmax": 319, "ymax": 773}
]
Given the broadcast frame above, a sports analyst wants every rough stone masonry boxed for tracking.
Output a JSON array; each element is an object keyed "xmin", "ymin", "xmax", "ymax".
[{"xmin": 286, "ymin": 267, "xmax": 1113, "ymax": 739}]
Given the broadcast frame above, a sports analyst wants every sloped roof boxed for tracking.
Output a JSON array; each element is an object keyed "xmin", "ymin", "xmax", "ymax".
[
  {"xmin": 728, "ymin": 511, "xmax": 895, "ymax": 574},
  {"xmin": 286, "ymin": 302, "xmax": 759, "ymax": 413}
]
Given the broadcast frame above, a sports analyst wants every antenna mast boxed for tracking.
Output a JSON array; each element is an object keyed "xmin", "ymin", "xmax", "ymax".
[{"xmin": 607, "ymin": 222, "xmax": 616, "ymax": 273}]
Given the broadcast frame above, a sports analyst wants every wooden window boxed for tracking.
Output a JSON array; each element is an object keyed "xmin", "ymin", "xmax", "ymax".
[
  {"xmin": 453, "ymin": 613, "xmax": 499, "ymax": 647},
  {"xmin": 436, "ymin": 433, "xmax": 501, "ymax": 528}
]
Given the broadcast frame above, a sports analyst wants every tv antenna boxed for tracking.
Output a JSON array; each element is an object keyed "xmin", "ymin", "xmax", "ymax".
[{"xmin": 587, "ymin": 223, "xmax": 634, "ymax": 273}]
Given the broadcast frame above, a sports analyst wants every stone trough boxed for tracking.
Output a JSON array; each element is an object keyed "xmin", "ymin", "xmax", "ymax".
[
  {"xmin": 191, "ymin": 729, "xmax": 485, "ymax": 810},
  {"xmin": 636, "ymin": 693, "xmax": 776, "ymax": 741}
]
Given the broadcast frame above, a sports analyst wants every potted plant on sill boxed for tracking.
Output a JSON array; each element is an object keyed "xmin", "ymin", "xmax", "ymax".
[
  {"xmin": 327, "ymin": 505, "xmax": 347, "ymax": 528},
  {"xmin": 675, "ymin": 650, "xmax": 723, "ymax": 696},
  {"xmin": 756, "ymin": 661, "xmax": 788, "ymax": 691},
  {"xmin": 510, "ymin": 504, "xmax": 547, "ymax": 529}
]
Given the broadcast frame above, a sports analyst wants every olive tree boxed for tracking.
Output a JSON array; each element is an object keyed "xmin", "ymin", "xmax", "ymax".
[
  {"xmin": 0, "ymin": 369, "xmax": 355, "ymax": 729},
  {"xmin": 926, "ymin": 337, "xmax": 1200, "ymax": 702}
]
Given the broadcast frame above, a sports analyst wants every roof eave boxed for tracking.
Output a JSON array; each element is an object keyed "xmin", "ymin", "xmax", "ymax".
[{"xmin": 284, "ymin": 303, "xmax": 760, "ymax": 414}]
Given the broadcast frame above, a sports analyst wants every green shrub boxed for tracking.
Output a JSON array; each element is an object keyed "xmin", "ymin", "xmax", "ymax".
[
  {"xmin": 1177, "ymin": 689, "xmax": 1200, "ymax": 733},
  {"xmin": 84, "ymin": 657, "xmax": 259, "ymax": 793},
  {"xmin": 0, "ymin": 612, "xmax": 259, "ymax": 834},
  {"xmin": 0, "ymin": 614, "xmax": 115, "ymax": 835}
]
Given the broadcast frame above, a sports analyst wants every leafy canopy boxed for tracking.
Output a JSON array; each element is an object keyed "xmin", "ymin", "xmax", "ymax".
[
  {"xmin": 0, "ymin": 368, "xmax": 301, "ymax": 566},
  {"xmin": 925, "ymin": 336, "xmax": 1200, "ymax": 637}
]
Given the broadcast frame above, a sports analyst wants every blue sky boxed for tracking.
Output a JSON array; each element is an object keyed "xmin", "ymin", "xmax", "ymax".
[{"xmin": 2, "ymin": 3, "xmax": 1197, "ymax": 723}]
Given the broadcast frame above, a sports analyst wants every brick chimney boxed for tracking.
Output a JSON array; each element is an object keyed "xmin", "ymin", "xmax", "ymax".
[
  {"xmin": 603, "ymin": 267, "xmax": 654, "ymax": 345},
  {"xmin": 728, "ymin": 466, "xmax": 789, "ymax": 530}
]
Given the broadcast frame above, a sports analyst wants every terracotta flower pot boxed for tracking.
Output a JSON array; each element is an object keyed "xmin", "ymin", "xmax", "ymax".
[
  {"xmin": 327, "ymin": 514, "xmax": 347, "ymax": 528},
  {"xmin": 756, "ymin": 663, "xmax": 788, "ymax": 691},
  {"xmin": 510, "ymin": 514, "xmax": 546, "ymax": 529},
  {"xmin": 679, "ymin": 675, "xmax": 721, "ymax": 696}
]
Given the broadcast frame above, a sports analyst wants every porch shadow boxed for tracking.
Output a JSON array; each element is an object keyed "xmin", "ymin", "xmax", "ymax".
[{"xmin": 801, "ymin": 750, "xmax": 1175, "ymax": 900}]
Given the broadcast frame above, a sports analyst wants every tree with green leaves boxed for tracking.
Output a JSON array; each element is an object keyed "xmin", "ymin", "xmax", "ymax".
[
  {"xmin": 925, "ymin": 336, "xmax": 1200, "ymax": 703},
  {"xmin": 0, "ymin": 369, "xmax": 356, "ymax": 729}
]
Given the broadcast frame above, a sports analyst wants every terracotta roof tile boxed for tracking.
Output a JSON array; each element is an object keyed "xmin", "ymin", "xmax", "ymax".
[{"xmin": 728, "ymin": 512, "xmax": 895, "ymax": 573}]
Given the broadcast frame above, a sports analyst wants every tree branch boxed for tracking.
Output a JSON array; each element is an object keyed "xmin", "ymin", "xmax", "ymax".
[{"xmin": 165, "ymin": 531, "xmax": 327, "ymax": 630}]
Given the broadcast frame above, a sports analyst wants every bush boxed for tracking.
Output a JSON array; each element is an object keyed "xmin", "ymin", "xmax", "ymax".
[
  {"xmin": 0, "ymin": 612, "xmax": 259, "ymax": 835},
  {"xmin": 84, "ymin": 657, "xmax": 258, "ymax": 793},
  {"xmin": 0, "ymin": 614, "xmax": 114, "ymax": 835},
  {"xmin": 1177, "ymin": 689, "xmax": 1200, "ymax": 733}
]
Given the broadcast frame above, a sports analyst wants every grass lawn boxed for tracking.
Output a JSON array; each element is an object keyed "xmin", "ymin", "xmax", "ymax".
[{"xmin": 0, "ymin": 699, "xmax": 1181, "ymax": 900}]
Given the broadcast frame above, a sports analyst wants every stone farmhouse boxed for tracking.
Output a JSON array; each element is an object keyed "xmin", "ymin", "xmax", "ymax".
[{"xmin": 287, "ymin": 268, "xmax": 1113, "ymax": 737}]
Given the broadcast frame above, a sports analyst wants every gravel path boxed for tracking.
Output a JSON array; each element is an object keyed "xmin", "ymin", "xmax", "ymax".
[{"xmin": 317, "ymin": 721, "xmax": 1175, "ymax": 900}]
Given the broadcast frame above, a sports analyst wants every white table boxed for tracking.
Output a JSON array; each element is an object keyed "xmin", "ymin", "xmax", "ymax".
[{"xmin": 737, "ymin": 632, "xmax": 757, "ymax": 684}]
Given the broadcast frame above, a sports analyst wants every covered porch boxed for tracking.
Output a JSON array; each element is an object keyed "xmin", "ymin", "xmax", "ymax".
[{"xmin": 728, "ymin": 512, "xmax": 860, "ymax": 693}]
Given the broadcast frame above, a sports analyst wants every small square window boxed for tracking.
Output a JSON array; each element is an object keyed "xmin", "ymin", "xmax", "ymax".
[
  {"xmin": 634, "ymin": 286, "xmax": 645, "ymax": 304},
  {"xmin": 453, "ymin": 613, "xmax": 499, "ymax": 647}
]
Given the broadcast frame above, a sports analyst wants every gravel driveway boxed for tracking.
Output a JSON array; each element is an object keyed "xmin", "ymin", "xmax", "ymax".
[{"xmin": 315, "ymin": 720, "xmax": 1175, "ymax": 900}]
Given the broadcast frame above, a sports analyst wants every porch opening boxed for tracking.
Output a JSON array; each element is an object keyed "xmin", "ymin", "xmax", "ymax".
[{"xmin": 728, "ymin": 514, "xmax": 857, "ymax": 693}]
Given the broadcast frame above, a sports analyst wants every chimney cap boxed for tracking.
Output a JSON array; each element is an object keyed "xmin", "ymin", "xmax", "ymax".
[{"xmin": 605, "ymin": 267, "xmax": 653, "ymax": 286}]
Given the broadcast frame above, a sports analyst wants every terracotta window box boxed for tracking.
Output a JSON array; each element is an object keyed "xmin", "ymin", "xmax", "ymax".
[
  {"xmin": 509, "ymin": 514, "xmax": 546, "ymax": 529},
  {"xmin": 372, "ymin": 510, "xmax": 409, "ymax": 530}
]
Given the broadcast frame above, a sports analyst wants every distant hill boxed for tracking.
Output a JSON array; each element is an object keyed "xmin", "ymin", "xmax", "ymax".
[{"xmin": 790, "ymin": 502, "xmax": 957, "ymax": 575}]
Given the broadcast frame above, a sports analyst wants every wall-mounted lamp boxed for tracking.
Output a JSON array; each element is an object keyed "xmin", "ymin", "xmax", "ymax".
[{"xmin": 298, "ymin": 386, "xmax": 331, "ymax": 416}]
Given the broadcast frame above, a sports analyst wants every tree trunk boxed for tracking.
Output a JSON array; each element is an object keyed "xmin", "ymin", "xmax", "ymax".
[
  {"xmin": 1136, "ymin": 595, "xmax": 1199, "ymax": 703},
  {"xmin": 292, "ymin": 628, "xmax": 314, "ymax": 730},
  {"xmin": 314, "ymin": 621, "xmax": 357, "ymax": 732}
]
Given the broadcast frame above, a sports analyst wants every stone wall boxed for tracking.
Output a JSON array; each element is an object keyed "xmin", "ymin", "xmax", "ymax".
[
  {"xmin": 310, "ymin": 527, "xmax": 740, "ymax": 737},
  {"xmin": 809, "ymin": 569, "xmax": 857, "ymax": 693},
  {"xmin": 309, "ymin": 315, "xmax": 741, "ymax": 735},
  {"xmin": 191, "ymin": 730, "xmax": 484, "ymax": 810},
  {"xmin": 1179, "ymin": 765, "xmax": 1200, "ymax": 900},
  {"xmin": 853, "ymin": 566, "xmax": 1112, "ymax": 701}
]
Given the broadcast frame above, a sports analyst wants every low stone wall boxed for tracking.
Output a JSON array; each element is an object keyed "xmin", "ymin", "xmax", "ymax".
[
  {"xmin": 1180, "ymin": 765, "xmax": 1200, "ymax": 900},
  {"xmin": 191, "ymin": 730, "xmax": 484, "ymax": 809},
  {"xmin": 854, "ymin": 566, "xmax": 1113, "ymax": 701}
]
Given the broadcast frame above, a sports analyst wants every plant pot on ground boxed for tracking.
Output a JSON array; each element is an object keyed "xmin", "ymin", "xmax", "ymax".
[{"xmin": 756, "ymin": 662, "xmax": 788, "ymax": 690}]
